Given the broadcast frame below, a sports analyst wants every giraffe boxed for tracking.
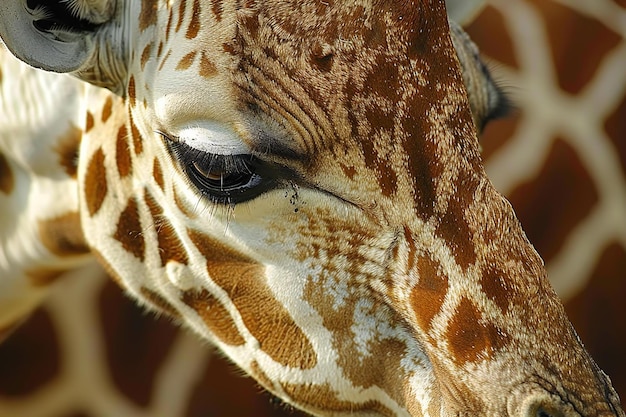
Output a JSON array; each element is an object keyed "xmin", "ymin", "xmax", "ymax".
[{"xmin": 0, "ymin": 1, "xmax": 623, "ymax": 416}]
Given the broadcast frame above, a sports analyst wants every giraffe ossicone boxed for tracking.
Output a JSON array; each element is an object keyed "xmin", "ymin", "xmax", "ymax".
[{"xmin": 0, "ymin": 0, "xmax": 623, "ymax": 416}]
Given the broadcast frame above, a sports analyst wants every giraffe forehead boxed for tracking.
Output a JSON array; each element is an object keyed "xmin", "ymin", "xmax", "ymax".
[{"xmin": 133, "ymin": 0, "xmax": 471, "ymax": 161}]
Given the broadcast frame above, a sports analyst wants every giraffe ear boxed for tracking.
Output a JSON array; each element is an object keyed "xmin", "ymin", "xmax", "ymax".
[
  {"xmin": 0, "ymin": 0, "xmax": 119, "ymax": 83},
  {"xmin": 445, "ymin": 0, "xmax": 486, "ymax": 25}
]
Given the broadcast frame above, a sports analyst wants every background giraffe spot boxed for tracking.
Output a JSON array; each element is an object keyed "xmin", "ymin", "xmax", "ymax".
[
  {"xmin": 184, "ymin": 354, "xmax": 294, "ymax": 417},
  {"xmin": 465, "ymin": 6, "xmax": 519, "ymax": 69},
  {"xmin": 0, "ymin": 310, "xmax": 60, "ymax": 397},
  {"xmin": 605, "ymin": 93, "xmax": 626, "ymax": 177},
  {"xmin": 508, "ymin": 139, "xmax": 599, "ymax": 263},
  {"xmin": 38, "ymin": 212, "xmax": 89, "ymax": 257},
  {"xmin": 565, "ymin": 243, "xmax": 626, "ymax": 404},
  {"xmin": 528, "ymin": 0, "xmax": 622, "ymax": 95},
  {"xmin": 99, "ymin": 280, "xmax": 179, "ymax": 408},
  {"xmin": 0, "ymin": 152, "xmax": 15, "ymax": 195},
  {"xmin": 53, "ymin": 124, "xmax": 82, "ymax": 178},
  {"xmin": 25, "ymin": 268, "xmax": 65, "ymax": 287}
]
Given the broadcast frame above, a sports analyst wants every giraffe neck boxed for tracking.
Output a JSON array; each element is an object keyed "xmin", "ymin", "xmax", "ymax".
[{"xmin": 0, "ymin": 47, "xmax": 90, "ymax": 330}]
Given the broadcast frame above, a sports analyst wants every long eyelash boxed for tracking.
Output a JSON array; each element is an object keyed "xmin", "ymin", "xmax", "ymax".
[
  {"xmin": 169, "ymin": 141, "xmax": 253, "ymax": 179},
  {"xmin": 156, "ymin": 131, "xmax": 252, "ymax": 175}
]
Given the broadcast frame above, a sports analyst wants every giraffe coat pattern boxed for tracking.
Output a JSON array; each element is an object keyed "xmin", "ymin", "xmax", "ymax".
[{"xmin": 0, "ymin": 0, "xmax": 623, "ymax": 416}]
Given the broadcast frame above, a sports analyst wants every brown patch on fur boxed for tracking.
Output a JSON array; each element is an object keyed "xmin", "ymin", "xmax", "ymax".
[
  {"xmin": 165, "ymin": 7, "xmax": 174, "ymax": 42},
  {"xmin": 434, "ymin": 173, "xmax": 479, "ymax": 270},
  {"xmin": 410, "ymin": 256, "xmax": 449, "ymax": 332},
  {"xmin": 187, "ymin": 229, "xmax": 317, "ymax": 369},
  {"xmin": 129, "ymin": 112, "xmax": 143, "ymax": 155},
  {"xmin": 0, "ymin": 152, "xmax": 15, "ymax": 195},
  {"xmin": 128, "ymin": 76, "xmax": 137, "ymax": 108},
  {"xmin": 199, "ymin": 52, "xmax": 218, "ymax": 78},
  {"xmin": 84, "ymin": 148, "xmax": 108, "ymax": 216},
  {"xmin": 211, "ymin": 0, "xmax": 223, "ymax": 21},
  {"xmin": 176, "ymin": 51, "xmax": 197, "ymax": 70},
  {"xmin": 281, "ymin": 382, "xmax": 394, "ymax": 415},
  {"xmin": 38, "ymin": 212, "xmax": 89, "ymax": 257},
  {"xmin": 101, "ymin": 96, "xmax": 113, "ymax": 123},
  {"xmin": 139, "ymin": 0, "xmax": 158, "ymax": 31},
  {"xmin": 181, "ymin": 288, "xmax": 246, "ymax": 346},
  {"xmin": 186, "ymin": 0, "xmax": 201, "ymax": 39},
  {"xmin": 144, "ymin": 190, "xmax": 189, "ymax": 266},
  {"xmin": 480, "ymin": 264, "xmax": 512, "ymax": 313},
  {"xmin": 25, "ymin": 268, "xmax": 65, "ymax": 287},
  {"xmin": 115, "ymin": 125, "xmax": 132, "ymax": 178},
  {"xmin": 175, "ymin": 0, "xmax": 186, "ymax": 32},
  {"xmin": 152, "ymin": 159, "xmax": 164, "ymax": 190},
  {"xmin": 140, "ymin": 43, "xmax": 153, "ymax": 70},
  {"xmin": 302, "ymin": 276, "xmax": 408, "ymax": 406},
  {"xmin": 140, "ymin": 287, "xmax": 181, "ymax": 319},
  {"xmin": 85, "ymin": 111, "xmax": 95, "ymax": 133},
  {"xmin": 113, "ymin": 197, "xmax": 145, "ymax": 261},
  {"xmin": 159, "ymin": 50, "xmax": 172, "ymax": 71},
  {"xmin": 427, "ymin": 390, "xmax": 442, "ymax": 417},
  {"xmin": 446, "ymin": 297, "xmax": 509, "ymax": 365},
  {"xmin": 54, "ymin": 123, "xmax": 82, "ymax": 178}
]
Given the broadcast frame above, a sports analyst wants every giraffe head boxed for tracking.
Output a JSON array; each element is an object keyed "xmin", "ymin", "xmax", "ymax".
[{"xmin": 1, "ymin": 0, "xmax": 623, "ymax": 415}]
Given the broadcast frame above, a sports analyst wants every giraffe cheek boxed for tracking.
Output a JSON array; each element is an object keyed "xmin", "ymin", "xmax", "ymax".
[
  {"xmin": 181, "ymin": 288, "xmax": 246, "ymax": 347},
  {"xmin": 186, "ymin": 229, "xmax": 318, "ymax": 370},
  {"xmin": 409, "ymin": 256, "xmax": 449, "ymax": 333}
]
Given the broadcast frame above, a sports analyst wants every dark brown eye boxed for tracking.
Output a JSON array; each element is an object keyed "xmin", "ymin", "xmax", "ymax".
[
  {"xmin": 159, "ymin": 132, "xmax": 275, "ymax": 204},
  {"xmin": 187, "ymin": 155, "xmax": 258, "ymax": 193}
]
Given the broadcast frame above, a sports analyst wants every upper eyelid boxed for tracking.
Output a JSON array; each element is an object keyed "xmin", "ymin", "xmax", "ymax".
[
  {"xmin": 154, "ymin": 128, "xmax": 252, "ymax": 155},
  {"xmin": 155, "ymin": 130, "xmax": 179, "ymax": 143}
]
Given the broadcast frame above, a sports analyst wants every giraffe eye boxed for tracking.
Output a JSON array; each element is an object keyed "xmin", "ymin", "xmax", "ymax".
[{"xmin": 160, "ymin": 134, "xmax": 274, "ymax": 204}]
